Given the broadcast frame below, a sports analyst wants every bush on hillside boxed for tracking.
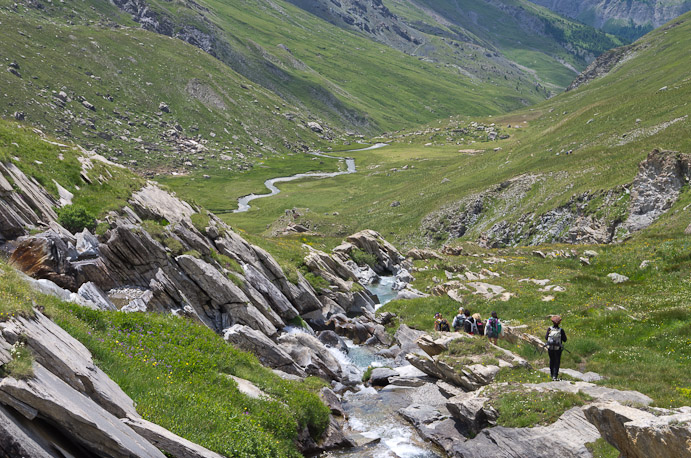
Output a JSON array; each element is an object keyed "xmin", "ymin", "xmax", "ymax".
[{"xmin": 57, "ymin": 204, "xmax": 96, "ymax": 234}]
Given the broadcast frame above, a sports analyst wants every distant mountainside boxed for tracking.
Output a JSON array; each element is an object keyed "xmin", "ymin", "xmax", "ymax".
[
  {"xmin": 526, "ymin": 0, "xmax": 691, "ymax": 40},
  {"xmin": 0, "ymin": 0, "xmax": 622, "ymax": 174}
]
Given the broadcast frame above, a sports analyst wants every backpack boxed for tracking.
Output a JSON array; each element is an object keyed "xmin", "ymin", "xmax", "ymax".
[
  {"xmin": 440, "ymin": 319, "xmax": 450, "ymax": 332},
  {"xmin": 476, "ymin": 320, "xmax": 484, "ymax": 336},
  {"xmin": 486, "ymin": 317, "xmax": 500, "ymax": 338},
  {"xmin": 547, "ymin": 326, "xmax": 562, "ymax": 349},
  {"xmin": 465, "ymin": 317, "xmax": 478, "ymax": 335},
  {"xmin": 452, "ymin": 314, "xmax": 464, "ymax": 330}
]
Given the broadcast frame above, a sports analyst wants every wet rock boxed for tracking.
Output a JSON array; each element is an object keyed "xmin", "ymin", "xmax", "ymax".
[
  {"xmin": 368, "ymin": 367, "xmax": 398, "ymax": 386},
  {"xmin": 317, "ymin": 330, "xmax": 349, "ymax": 354}
]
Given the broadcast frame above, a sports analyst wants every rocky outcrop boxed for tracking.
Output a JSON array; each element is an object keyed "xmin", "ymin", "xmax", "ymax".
[
  {"xmin": 343, "ymin": 229, "xmax": 405, "ymax": 275},
  {"xmin": 0, "ymin": 162, "xmax": 58, "ymax": 243},
  {"xmin": 277, "ymin": 331, "xmax": 344, "ymax": 381},
  {"xmin": 529, "ymin": 0, "xmax": 690, "ymax": 37},
  {"xmin": 223, "ymin": 325, "xmax": 306, "ymax": 377},
  {"xmin": 451, "ymin": 407, "xmax": 600, "ymax": 458},
  {"xmin": 584, "ymin": 402, "xmax": 691, "ymax": 458},
  {"xmin": 423, "ymin": 150, "xmax": 690, "ymax": 247},
  {"xmin": 567, "ymin": 44, "xmax": 634, "ymax": 91},
  {"xmin": 622, "ymin": 149, "xmax": 691, "ymax": 232},
  {"xmin": 0, "ymin": 311, "xmax": 222, "ymax": 458}
]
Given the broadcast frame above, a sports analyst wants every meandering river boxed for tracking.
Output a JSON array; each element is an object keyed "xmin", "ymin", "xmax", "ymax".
[{"xmin": 233, "ymin": 143, "xmax": 388, "ymax": 213}]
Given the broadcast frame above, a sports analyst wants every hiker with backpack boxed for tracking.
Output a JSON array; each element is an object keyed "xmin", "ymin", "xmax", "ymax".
[
  {"xmin": 463, "ymin": 310, "xmax": 479, "ymax": 335},
  {"xmin": 485, "ymin": 311, "xmax": 502, "ymax": 345},
  {"xmin": 473, "ymin": 313, "xmax": 484, "ymax": 336},
  {"xmin": 452, "ymin": 308, "xmax": 465, "ymax": 332},
  {"xmin": 546, "ymin": 315, "xmax": 567, "ymax": 381},
  {"xmin": 434, "ymin": 313, "xmax": 450, "ymax": 332}
]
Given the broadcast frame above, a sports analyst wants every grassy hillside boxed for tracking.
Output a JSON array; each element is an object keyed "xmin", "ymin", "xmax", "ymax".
[
  {"xmin": 208, "ymin": 12, "xmax": 690, "ymax": 245},
  {"xmin": 0, "ymin": 260, "xmax": 329, "ymax": 457},
  {"xmin": 0, "ymin": 7, "xmax": 335, "ymax": 174}
]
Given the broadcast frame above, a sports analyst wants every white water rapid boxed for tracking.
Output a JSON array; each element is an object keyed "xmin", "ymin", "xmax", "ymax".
[{"xmin": 322, "ymin": 280, "xmax": 441, "ymax": 458}]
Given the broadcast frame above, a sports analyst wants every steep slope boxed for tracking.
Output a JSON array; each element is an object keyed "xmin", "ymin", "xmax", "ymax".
[
  {"xmin": 217, "ymin": 13, "xmax": 690, "ymax": 248},
  {"xmin": 381, "ymin": 0, "xmax": 623, "ymax": 89},
  {"xmin": 0, "ymin": 7, "xmax": 335, "ymax": 174},
  {"xmin": 526, "ymin": 0, "xmax": 691, "ymax": 40}
]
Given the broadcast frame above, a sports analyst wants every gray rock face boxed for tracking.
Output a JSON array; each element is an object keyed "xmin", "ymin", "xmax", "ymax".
[
  {"xmin": 368, "ymin": 367, "xmax": 399, "ymax": 386},
  {"xmin": 623, "ymin": 150, "xmax": 691, "ymax": 232},
  {"xmin": 223, "ymin": 325, "xmax": 306, "ymax": 377},
  {"xmin": 446, "ymin": 391, "xmax": 497, "ymax": 435},
  {"xmin": 529, "ymin": 0, "xmax": 690, "ymax": 35},
  {"xmin": 123, "ymin": 416, "xmax": 225, "ymax": 458},
  {"xmin": 0, "ymin": 364, "xmax": 165, "ymax": 458},
  {"xmin": 0, "ymin": 403, "xmax": 64, "ymax": 458},
  {"xmin": 425, "ymin": 149, "xmax": 691, "ymax": 247},
  {"xmin": 451, "ymin": 407, "xmax": 600, "ymax": 458},
  {"xmin": 584, "ymin": 402, "xmax": 691, "ymax": 458},
  {"xmin": 0, "ymin": 312, "xmax": 138, "ymax": 419},
  {"xmin": 345, "ymin": 229, "xmax": 405, "ymax": 274},
  {"xmin": 129, "ymin": 184, "xmax": 196, "ymax": 224},
  {"xmin": 277, "ymin": 332, "xmax": 343, "ymax": 381},
  {"xmin": 398, "ymin": 403, "xmax": 466, "ymax": 453},
  {"xmin": 77, "ymin": 281, "xmax": 117, "ymax": 310},
  {"xmin": 176, "ymin": 255, "xmax": 278, "ymax": 335},
  {"xmin": 0, "ymin": 162, "xmax": 58, "ymax": 241}
]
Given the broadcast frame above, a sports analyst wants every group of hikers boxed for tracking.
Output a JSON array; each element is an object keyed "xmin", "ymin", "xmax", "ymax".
[{"xmin": 433, "ymin": 308, "xmax": 567, "ymax": 381}]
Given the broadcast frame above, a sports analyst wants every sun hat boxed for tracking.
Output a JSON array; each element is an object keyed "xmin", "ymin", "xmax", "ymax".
[{"xmin": 551, "ymin": 315, "xmax": 562, "ymax": 325}]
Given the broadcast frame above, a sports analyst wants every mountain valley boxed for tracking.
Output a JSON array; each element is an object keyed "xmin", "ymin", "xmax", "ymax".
[{"xmin": 1, "ymin": 1, "xmax": 690, "ymax": 457}]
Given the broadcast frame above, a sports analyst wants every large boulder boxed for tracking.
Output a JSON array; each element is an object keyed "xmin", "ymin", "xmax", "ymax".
[
  {"xmin": 344, "ymin": 230, "xmax": 405, "ymax": 274},
  {"xmin": 223, "ymin": 325, "xmax": 306, "ymax": 377},
  {"xmin": 0, "ymin": 364, "xmax": 165, "ymax": 458},
  {"xmin": 445, "ymin": 390, "xmax": 498, "ymax": 435},
  {"xmin": 584, "ymin": 402, "xmax": 691, "ymax": 458},
  {"xmin": 9, "ymin": 231, "xmax": 77, "ymax": 291},
  {"xmin": 0, "ymin": 311, "xmax": 137, "ymax": 419},
  {"xmin": 277, "ymin": 332, "xmax": 343, "ymax": 381},
  {"xmin": 451, "ymin": 407, "xmax": 600, "ymax": 458}
]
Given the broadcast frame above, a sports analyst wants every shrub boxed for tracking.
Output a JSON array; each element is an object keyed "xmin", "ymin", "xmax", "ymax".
[
  {"xmin": 190, "ymin": 212, "xmax": 211, "ymax": 234},
  {"xmin": 209, "ymin": 251, "xmax": 243, "ymax": 273},
  {"xmin": 164, "ymin": 237, "xmax": 185, "ymax": 255},
  {"xmin": 350, "ymin": 248, "xmax": 377, "ymax": 268},
  {"xmin": 57, "ymin": 204, "xmax": 96, "ymax": 233},
  {"xmin": 302, "ymin": 271, "xmax": 331, "ymax": 291},
  {"xmin": 141, "ymin": 219, "xmax": 168, "ymax": 242}
]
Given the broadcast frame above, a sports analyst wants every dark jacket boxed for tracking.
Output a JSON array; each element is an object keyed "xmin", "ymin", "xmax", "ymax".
[
  {"xmin": 545, "ymin": 326, "xmax": 567, "ymax": 349},
  {"xmin": 464, "ymin": 316, "xmax": 476, "ymax": 334}
]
